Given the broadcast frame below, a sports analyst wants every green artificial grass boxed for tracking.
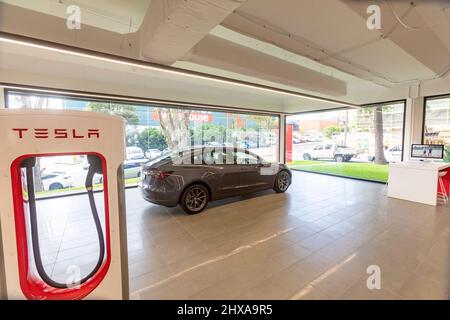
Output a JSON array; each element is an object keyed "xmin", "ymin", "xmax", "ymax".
[{"xmin": 288, "ymin": 161, "xmax": 388, "ymax": 183}]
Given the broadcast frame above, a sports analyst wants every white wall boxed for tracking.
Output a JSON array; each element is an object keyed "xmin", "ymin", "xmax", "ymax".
[
  {"xmin": 0, "ymin": 89, "xmax": 5, "ymax": 109},
  {"xmin": 403, "ymin": 97, "xmax": 425, "ymax": 161}
]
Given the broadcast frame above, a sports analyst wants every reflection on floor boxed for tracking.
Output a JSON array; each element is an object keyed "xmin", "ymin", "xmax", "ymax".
[
  {"xmin": 37, "ymin": 193, "xmax": 106, "ymax": 282},
  {"xmin": 38, "ymin": 171, "xmax": 450, "ymax": 299}
]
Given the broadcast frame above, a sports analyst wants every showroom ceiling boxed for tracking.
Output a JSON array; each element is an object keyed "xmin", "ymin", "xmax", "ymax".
[
  {"xmin": 0, "ymin": 0, "xmax": 449, "ymax": 113},
  {"xmin": 0, "ymin": 0, "xmax": 151, "ymax": 33}
]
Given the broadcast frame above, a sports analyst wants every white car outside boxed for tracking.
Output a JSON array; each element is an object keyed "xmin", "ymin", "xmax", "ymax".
[
  {"xmin": 126, "ymin": 146, "xmax": 145, "ymax": 160},
  {"xmin": 94, "ymin": 159, "xmax": 148, "ymax": 184},
  {"xmin": 368, "ymin": 145, "xmax": 402, "ymax": 163},
  {"xmin": 303, "ymin": 143, "xmax": 358, "ymax": 162},
  {"xmin": 145, "ymin": 149, "xmax": 162, "ymax": 159},
  {"xmin": 41, "ymin": 172, "xmax": 74, "ymax": 191}
]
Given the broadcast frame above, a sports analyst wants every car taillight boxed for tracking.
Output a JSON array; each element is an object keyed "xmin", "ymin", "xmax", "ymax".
[{"xmin": 149, "ymin": 171, "xmax": 172, "ymax": 180}]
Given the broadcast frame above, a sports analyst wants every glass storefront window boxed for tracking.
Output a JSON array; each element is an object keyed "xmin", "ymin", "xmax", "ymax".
[
  {"xmin": 6, "ymin": 90, "xmax": 279, "ymax": 195},
  {"xmin": 424, "ymin": 95, "xmax": 450, "ymax": 161},
  {"xmin": 285, "ymin": 102, "xmax": 405, "ymax": 183}
]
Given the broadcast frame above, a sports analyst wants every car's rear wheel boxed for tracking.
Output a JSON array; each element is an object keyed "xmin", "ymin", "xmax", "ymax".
[
  {"xmin": 335, "ymin": 154, "xmax": 343, "ymax": 162},
  {"xmin": 274, "ymin": 170, "xmax": 291, "ymax": 193},
  {"xmin": 180, "ymin": 184, "xmax": 209, "ymax": 214},
  {"xmin": 303, "ymin": 153, "xmax": 311, "ymax": 160},
  {"xmin": 49, "ymin": 183, "xmax": 63, "ymax": 190}
]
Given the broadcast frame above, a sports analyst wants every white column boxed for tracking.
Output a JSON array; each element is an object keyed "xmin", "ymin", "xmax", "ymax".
[
  {"xmin": 279, "ymin": 114, "xmax": 286, "ymax": 163},
  {"xmin": 0, "ymin": 88, "xmax": 5, "ymax": 109},
  {"xmin": 403, "ymin": 96, "xmax": 424, "ymax": 161}
]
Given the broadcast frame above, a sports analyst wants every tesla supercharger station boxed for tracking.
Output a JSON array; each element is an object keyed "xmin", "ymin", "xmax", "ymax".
[{"xmin": 0, "ymin": 109, "xmax": 129, "ymax": 299}]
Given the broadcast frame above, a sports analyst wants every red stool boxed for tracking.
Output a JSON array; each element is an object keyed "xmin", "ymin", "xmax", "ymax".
[{"xmin": 438, "ymin": 170, "xmax": 448, "ymax": 203}]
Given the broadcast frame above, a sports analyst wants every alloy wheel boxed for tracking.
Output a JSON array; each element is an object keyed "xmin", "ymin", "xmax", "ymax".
[
  {"xmin": 277, "ymin": 171, "xmax": 290, "ymax": 191},
  {"xmin": 185, "ymin": 186, "xmax": 208, "ymax": 212}
]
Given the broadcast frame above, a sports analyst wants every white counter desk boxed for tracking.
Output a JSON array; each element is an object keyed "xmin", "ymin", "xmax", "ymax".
[{"xmin": 387, "ymin": 161, "xmax": 450, "ymax": 206}]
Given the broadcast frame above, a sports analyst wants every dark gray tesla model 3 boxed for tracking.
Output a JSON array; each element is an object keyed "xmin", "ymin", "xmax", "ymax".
[{"xmin": 138, "ymin": 147, "xmax": 292, "ymax": 214}]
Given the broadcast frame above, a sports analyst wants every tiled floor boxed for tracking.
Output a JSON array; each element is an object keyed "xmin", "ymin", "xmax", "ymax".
[{"xmin": 37, "ymin": 171, "xmax": 450, "ymax": 299}]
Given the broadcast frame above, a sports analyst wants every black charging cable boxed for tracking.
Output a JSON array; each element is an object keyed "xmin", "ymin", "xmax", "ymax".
[{"xmin": 22, "ymin": 155, "xmax": 105, "ymax": 288}]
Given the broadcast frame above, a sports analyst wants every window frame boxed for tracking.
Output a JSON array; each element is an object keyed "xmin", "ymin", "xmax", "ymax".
[
  {"xmin": 283, "ymin": 99, "xmax": 407, "ymax": 183},
  {"xmin": 422, "ymin": 93, "xmax": 450, "ymax": 145},
  {"xmin": 3, "ymin": 87, "xmax": 282, "ymax": 164}
]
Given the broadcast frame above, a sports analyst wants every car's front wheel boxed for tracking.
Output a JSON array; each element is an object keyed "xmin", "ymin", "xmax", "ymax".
[
  {"xmin": 180, "ymin": 184, "xmax": 209, "ymax": 214},
  {"xmin": 274, "ymin": 170, "xmax": 291, "ymax": 193},
  {"xmin": 303, "ymin": 153, "xmax": 311, "ymax": 160}
]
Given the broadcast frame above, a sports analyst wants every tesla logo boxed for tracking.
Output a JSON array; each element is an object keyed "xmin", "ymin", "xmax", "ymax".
[{"xmin": 12, "ymin": 128, "xmax": 100, "ymax": 139}]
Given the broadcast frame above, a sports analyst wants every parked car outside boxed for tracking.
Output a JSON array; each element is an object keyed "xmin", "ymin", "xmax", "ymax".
[
  {"xmin": 292, "ymin": 137, "xmax": 301, "ymax": 144},
  {"xmin": 239, "ymin": 140, "xmax": 258, "ymax": 149},
  {"xmin": 139, "ymin": 147, "xmax": 292, "ymax": 214},
  {"xmin": 126, "ymin": 146, "xmax": 145, "ymax": 160},
  {"xmin": 145, "ymin": 149, "xmax": 162, "ymax": 160},
  {"xmin": 303, "ymin": 143, "xmax": 358, "ymax": 162},
  {"xmin": 368, "ymin": 145, "xmax": 402, "ymax": 162},
  {"xmin": 304, "ymin": 134, "xmax": 322, "ymax": 142},
  {"xmin": 41, "ymin": 171, "xmax": 74, "ymax": 191},
  {"xmin": 94, "ymin": 159, "xmax": 148, "ymax": 184}
]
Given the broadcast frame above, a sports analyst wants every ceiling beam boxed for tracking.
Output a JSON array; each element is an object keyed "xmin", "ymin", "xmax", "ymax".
[
  {"xmin": 184, "ymin": 35, "xmax": 347, "ymax": 96},
  {"xmin": 139, "ymin": 0, "xmax": 246, "ymax": 64},
  {"xmin": 342, "ymin": 0, "xmax": 450, "ymax": 78},
  {"xmin": 0, "ymin": 31, "xmax": 360, "ymax": 108}
]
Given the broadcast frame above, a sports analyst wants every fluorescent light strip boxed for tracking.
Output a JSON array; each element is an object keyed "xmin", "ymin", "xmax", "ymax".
[
  {"xmin": 2, "ymin": 83, "xmax": 284, "ymax": 115},
  {"xmin": 0, "ymin": 34, "xmax": 359, "ymax": 108}
]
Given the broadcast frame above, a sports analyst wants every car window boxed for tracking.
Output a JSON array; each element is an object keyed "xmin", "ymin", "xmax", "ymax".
[
  {"xmin": 234, "ymin": 151, "xmax": 259, "ymax": 165},
  {"xmin": 313, "ymin": 145, "xmax": 323, "ymax": 150},
  {"xmin": 191, "ymin": 153, "xmax": 203, "ymax": 164},
  {"xmin": 325, "ymin": 144, "xmax": 332, "ymax": 150},
  {"xmin": 42, "ymin": 174, "xmax": 57, "ymax": 180},
  {"xmin": 212, "ymin": 150, "xmax": 234, "ymax": 165}
]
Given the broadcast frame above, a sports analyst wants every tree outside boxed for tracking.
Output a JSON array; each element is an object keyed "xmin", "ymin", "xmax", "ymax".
[
  {"xmin": 86, "ymin": 102, "xmax": 139, "ymax": 124},
  {"xmin": 87, "ymin": 102, "xmax": 140, "ymax": 147},
  {"xmin": 324, "ymin": 125, "xmax": 342, "ymax": 139},
  {"xmin": 357, "ymin": 106, "xmax": 388, "ymax": 164},
  {"xmin": 138, "ymin": 128, "xmax": 167, "ymax": 152},
  {"xmin": 155, "ymin": 108, "xmax": 191, "ymax": 153},
  {"xmin": 373, "ymin": 106, "xmax": 387, "ymax": 164},
  {"xmin": 13, "ymin": 94, "xmax": 46, "ymax": 192}
]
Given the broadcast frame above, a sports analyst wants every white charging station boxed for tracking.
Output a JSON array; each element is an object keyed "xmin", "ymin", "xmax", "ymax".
[{"xmin": 0, "ymin": 109, "xmax": 129, "ymax": 300}]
